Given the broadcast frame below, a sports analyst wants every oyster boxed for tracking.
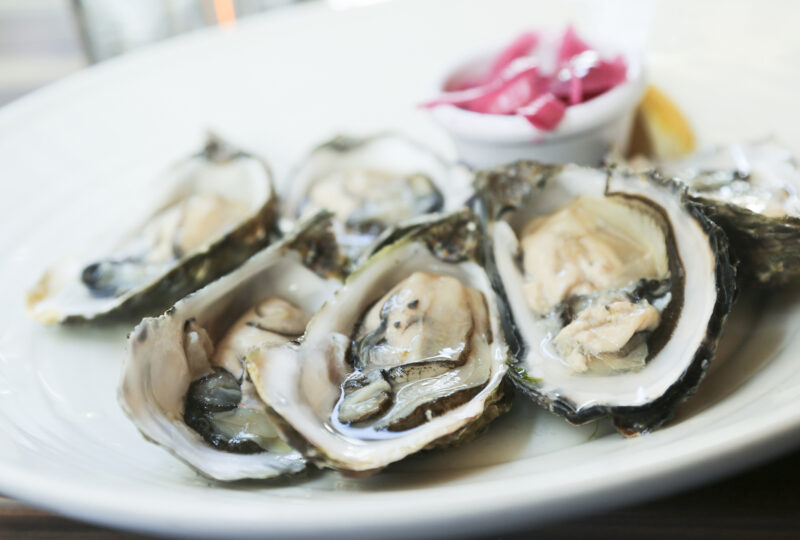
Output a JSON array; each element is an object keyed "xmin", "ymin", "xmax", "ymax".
[
  {"xmin": 474, "ymin": 161, "xmax": 736, "ymax": 434},
  {"xmin": 283, "ymin": 133, "xmax": 471, "ymax": 259},
  {"xmin": 245, "ymin": 210, "xmax": 511, "ymax": 473},
  {"xmin": 27, "ymin": 134, "xmax": 277, "ymax": 324},
  {"xmin": 657, "ymin": 141, "xmax": 800, "ymax": 286},
  {"xmin": 119, "ymin": 213, "xmax": 346, "ymax": 481}
]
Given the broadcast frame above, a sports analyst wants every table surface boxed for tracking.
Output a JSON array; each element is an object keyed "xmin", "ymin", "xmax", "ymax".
[{"xmin": 3, "ymin": 1, "xmax": 800, "ymax": 538}]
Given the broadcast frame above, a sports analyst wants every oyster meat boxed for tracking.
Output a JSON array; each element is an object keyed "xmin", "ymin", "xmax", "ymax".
[
  {"xmin": 27, "ymin": 134, "xmax": 277, "ymax": 324},
  {"xmin": 182, "ymin": 297, "xmax": 307, "ymax": 454},
  {"xmin": 474, "ymin": 162, "xmax": 736, "ymax": 434},
  {"xmin": 283, "ymin": 133, "xmax": 471, "ymax": 259},
  {"xmin": 245, "ymin": 210, "xmax": 510, "ymax": 473},
  {"xmin": 119, "ymin": 213, "xmax": 345, "ymax": 480}
]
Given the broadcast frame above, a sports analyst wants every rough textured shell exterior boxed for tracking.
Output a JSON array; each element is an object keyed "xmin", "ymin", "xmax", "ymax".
[
  {"xmin": 26, "ymin": 135, "xmax": 278, "ymax": 324},
  {"xmin": 246, "ymin": 209, "xmax": 511, "ymax": 473},
  {"xmin": 652, "ymin": 141, "xmax": 800, "ymax": 287},
  {"xmin": 475, "ymin": 161, "xmax": 737, "ymax": 434},
  {"xmin": 118, "ymin": 213, "xmax": 345, "ymax": 481},
  {"xmin": 282, "ymin": 132, "xmax": 474, "ymax": 266},
  {"xmin": 689, "ymin": 194, "xmax": 800, "ymax": 286}
]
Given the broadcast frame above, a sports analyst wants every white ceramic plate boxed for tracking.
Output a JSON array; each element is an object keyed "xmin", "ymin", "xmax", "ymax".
[{"xmin": 2, "ymin": 0, "xmax": 800, "ymax": 537}]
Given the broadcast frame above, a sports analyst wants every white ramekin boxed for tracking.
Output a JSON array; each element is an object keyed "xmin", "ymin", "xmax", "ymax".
[{"xmin": 427, "ymin": 47, "xmax": 647, "ymax": 168}]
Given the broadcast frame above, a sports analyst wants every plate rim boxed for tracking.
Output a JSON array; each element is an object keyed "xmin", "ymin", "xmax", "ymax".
[{"xmin": 2, "ymin": 0, "xmax": 800, "ymax": 537}]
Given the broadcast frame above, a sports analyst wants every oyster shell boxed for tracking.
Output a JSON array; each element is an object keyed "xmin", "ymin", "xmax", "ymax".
[
  {"xmin": 283, "ymin": 133, "xmax": 471, "ymax": 260},
  {"xmin": 245, "ymin": 210, "xmax": 511, "ymax": 473},
  {"xmin": 119, "ymin": 213, "xmax": 346, "ymax": 481},
  {"xmin": 657, "ymin": 141, "xmax": 800, "ymax": 286},
  {"xmin": 27, "ymin": 134, "xmax": 277, "ymax": 324},
  {"xmin": 474, "ymin": 162, "xmax": 736, "ymax": 434}
]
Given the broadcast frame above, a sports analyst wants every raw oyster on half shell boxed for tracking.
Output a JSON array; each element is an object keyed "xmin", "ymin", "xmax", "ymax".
[
  {"xmin": 27, "ymin": 134, "xmax": 277, "ymax": 324},
  {"xmin": 657, "ymin": 141, "xmax": 800, "ymax": 286},
  {"xmin": 283, "ymin": 133, "xmax": 471, "ymax": 260},
  {"xmin": 473, "ymin": 161, "xmax": 736, "ymax": 434},
  {"xmin": 119, "ymin": 213, "xmax": 346, "ymax": 481},
  {"xmin": 245, "ymin": 210, "xmax": 511, "ymax": 473}
]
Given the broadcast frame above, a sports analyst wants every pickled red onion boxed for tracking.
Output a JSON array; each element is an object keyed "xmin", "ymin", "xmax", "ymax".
[
  {"xmin": 459, "ymin": 31, "xmax": 540, "ymax": 90},
  {"xmin": 518, "ymin": 93, "xmax": 566, "ymax": 131},
  {"xmin": 424, "ymin": 26, "xmax": 628, "ymax": 131},
  {"xmin": 423, "ymin": 60, "xmax": 540, "ymax": 115}
]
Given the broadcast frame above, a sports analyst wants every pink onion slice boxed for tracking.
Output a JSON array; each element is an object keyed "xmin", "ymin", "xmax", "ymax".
[
  {"xmin": 551, "ymin": 55, "xmax": 627, "ymax": 104},
  {"xmin": 463, "ymin": 62, "xmax": 540, "ymax": 115},
  {"xmin": 423, "ymin": 59, "xmax": 540, "ymax": 115},
  {"xmin": 426, "ymin": 27, "xmax": 628, "ymax": 131},
  {"xmin": 464, "ymin": 31, "xmax": 540, "ymax": 90},
  {"xmin": 557, "ymin": 25, "xmax": 591, "ymax": 65},
  {"xmin": 576, "ymin": 55, "xmax": 627, "ymax": 97},
  {"xmin": 517, "ymin": 93, "xmax": 567, "ymax": 130}
]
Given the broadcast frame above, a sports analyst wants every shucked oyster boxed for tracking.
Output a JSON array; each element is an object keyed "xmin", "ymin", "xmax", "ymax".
[
  {"xmin": 474, "ymin": 162, "xmax": 736, "ymax": 434},
  {"xmin": 283, "ymin": 133, "xmax": 471, "ymax": 259},
  {"xmin": 119, "ymin": 213, "xmax": 345, "ymax": 481},
  {"xmin": 27, "ymin": 134, "xmax": 277, "ymax": 324},
  {"xmin": 182, "ymin": 298, "xmax": 307, "ymax": 455},
  {"xmin": 245, "ymin": 210, "xmax": 510, "ymax": 473},
  {"xmin": 656, "ymin": 141, "xmax": 800, "ymax": 286}
]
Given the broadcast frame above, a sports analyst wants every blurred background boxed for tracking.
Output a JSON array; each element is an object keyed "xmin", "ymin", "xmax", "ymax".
[{"xmin": 0, "ymin": 0, "xmax": 304, "ymax": 106}]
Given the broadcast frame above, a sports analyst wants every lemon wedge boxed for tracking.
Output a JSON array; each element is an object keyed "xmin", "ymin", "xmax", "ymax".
[{"xmin": 628, "ymin": 85, "xmax": 695, "ymax": 160}]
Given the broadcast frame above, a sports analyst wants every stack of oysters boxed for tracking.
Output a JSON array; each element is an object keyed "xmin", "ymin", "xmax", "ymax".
[{"xmin": 28, "ymin": 133, "xmax": 799, "ymax": 481}]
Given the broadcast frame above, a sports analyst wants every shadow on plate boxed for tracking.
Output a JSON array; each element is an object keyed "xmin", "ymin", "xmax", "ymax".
[{"xmin": 671, "ymin": 283, "xmax": 800, "ymax": 424}]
